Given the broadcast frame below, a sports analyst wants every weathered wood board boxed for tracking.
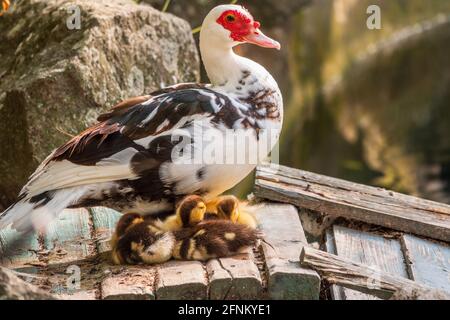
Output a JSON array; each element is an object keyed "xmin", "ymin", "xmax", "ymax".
[
  {"xmin": 300, "ymin": 246, "xmax": 450, "ymax": 300},
  {"xmin": 155, "ymin": 260, "xmax": 208, "ymax": 300},
  {"xmin": 0, "ymin": 227, "xmax": 40, "ymax": 268},
  {"xmin": 3, "ymin": 200, "xmax": 449, "ymax": 300},
  {"xmin": 325, "ymin": 225, "xmax": 408, "ymax": 300},
  {"xmin": 400, "ymin": 234, "xmax": 450, "ymax": 292},
  {"xmin": 41, "ymin": 208, "xmax": 99, "ymax": 298},
  {"xmin": 257, "ymin": 203, "xmax": 320, "ymax": 299},
  {"xmin": 101, "ymin": 266, "xmax": 155, "ymax": 300},
  {"xmin": 90, "ymin": 207, "xmax": 161, "ymax": 300},
  {"xmin": 43, "ymin": 208, "xmax": 95, "ymax": 264},
  {"xmin": 56, "ymin": 289, "xmax": 97, "ymax": 300},
  {"xmin": 254, "ymin": 164, "xmax": 450, "ymax": 242},
  {"xmin": 206, "ymin": 252, "xmax": 262, "ymax": 300},
  {"xmin": 324, "ymin": 229, "xmax": 343, "ymax": 300},
  {"xmin": 90, "ymin": 207, "xmax": 122, "ymax": 253}
]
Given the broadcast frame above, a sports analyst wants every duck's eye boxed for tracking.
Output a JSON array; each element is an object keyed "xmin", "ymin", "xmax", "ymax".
[{"xmin": 226, "ymin": 14, "xmax": 236, "ymax": 22}]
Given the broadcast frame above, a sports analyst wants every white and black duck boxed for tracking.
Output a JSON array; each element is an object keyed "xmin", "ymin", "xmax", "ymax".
[{"xmin": 0, "ymin": 5, "xmax": 283, "ymax": 233}]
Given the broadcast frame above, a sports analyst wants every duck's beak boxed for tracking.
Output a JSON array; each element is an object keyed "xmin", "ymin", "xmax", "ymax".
[
  {"xmin": 190, "ymin": 202, "xmax": 206, "ymax": 223},
  {"xmin": 242, "ymin": 29, "xmax": 281, "ymax": 50}
]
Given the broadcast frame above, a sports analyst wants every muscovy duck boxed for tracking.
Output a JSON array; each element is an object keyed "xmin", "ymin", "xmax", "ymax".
[{"xmin": 0, "ymin": 5, "xmax": 283, "ymax": 233}]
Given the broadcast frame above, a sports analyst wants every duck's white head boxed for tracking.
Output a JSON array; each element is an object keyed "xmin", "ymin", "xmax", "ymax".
[{"xmin": 200, "ymin": 5, "xmax": 280, "ymax": 51}]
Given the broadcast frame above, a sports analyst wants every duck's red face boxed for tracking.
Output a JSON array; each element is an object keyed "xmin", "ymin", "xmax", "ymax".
[{"xmin": 216, "ymin": 9, "xmax": 280, "ymax": 50}]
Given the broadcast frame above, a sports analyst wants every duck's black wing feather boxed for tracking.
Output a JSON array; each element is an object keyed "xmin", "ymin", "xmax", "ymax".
[{"xmin": 19, "ymin": 84, "xmax": 242, "ymax": 200}]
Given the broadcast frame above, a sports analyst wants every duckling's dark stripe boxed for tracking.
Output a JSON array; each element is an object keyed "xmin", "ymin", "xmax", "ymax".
[
  {"xmin": 127, "ymin": 251, "xmax": 142, "ymax": 264},
  {"xmin": 204, "ymin": 238, "xmax": 228, "ymax": 257},
  {"xmin": 179, "ymin": 199, "xmax": 198, "ymax": 227},
  {"xmin": 115, "ymin": 213, "xmax": 143, "ymax": 238},
  {"xmin": 204, "ymin": 212, "xmax": 219, "ymax": 220},
  {"xmin": 179, "ymin": 239, "xmax": 191, "ymax": 259},
  {"xmin": 180, "ymin": 208, "xmax": 191, "ymax": 227},
  {"xmin": 218, "ymin": 199, "xmax": 235, "ymax": 218}
]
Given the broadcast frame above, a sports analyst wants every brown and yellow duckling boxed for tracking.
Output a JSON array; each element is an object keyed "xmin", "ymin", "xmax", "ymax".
[
  {"xmin": 111, "ymin": 212, "xmax": 175, "ymax": 265},
  {"xmin": 110, "ymin": 212, "xmax": 144, "ymax": 249},
  {"xmin": 169, "ymin": 194, "xmax": 261, "ymax": 261},
  {"xmin": 111, "ymin": 195, "xmax": 261, "ymax": 265},
  {"xmin": 153, "ymin": 195, "xmax": 208, "ymax": 231},
  {"xmin": 207, "ymin": 195, "xmax": 258, "ymax": 229},
  {"xmin": 172, "ymin": 220, "xmax": 261, "ymax": 261},
  {"xmin": 111, "ymin": 195, "xmax": 209, "ymax": 265}
]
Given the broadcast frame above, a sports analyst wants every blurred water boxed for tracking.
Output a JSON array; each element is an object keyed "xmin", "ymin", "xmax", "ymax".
[{"xmin": 279, "ymin": 0, "xmax": 450, "ymax": 202}]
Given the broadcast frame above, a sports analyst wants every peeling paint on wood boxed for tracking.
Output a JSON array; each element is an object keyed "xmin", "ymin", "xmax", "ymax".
[
  {"xmin": 101, "ymin": 267, "xmax": 155, "ymax": 300},
  {"xmin": 43, "ymin": 208, "xmax": 95, "ymax": 264},
  {"xmin": 0, "ymin": 227, "xmax": 40, "ymax": 268},
  {"xmin": 90, "ymin": 207, "xmax": 122, "ymax": 254}
]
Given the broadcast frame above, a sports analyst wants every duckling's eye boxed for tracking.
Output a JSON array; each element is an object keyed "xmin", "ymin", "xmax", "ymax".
[{"xmin": 226, "ymin": 14, "xmax": 236, "ymax": 22}]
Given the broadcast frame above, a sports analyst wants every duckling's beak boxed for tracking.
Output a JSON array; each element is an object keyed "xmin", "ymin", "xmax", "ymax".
[
  {"xmin": 132, "ymin": 217, "xmax": 144, "ymax": 225},
  {"xmin": 190, "ymin": 202, "xmax": 207, "ymax": 224}
]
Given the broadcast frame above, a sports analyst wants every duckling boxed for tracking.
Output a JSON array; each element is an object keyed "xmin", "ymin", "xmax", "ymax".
[
  {"xmin": 212, "ymin": 195, "xmax": 258, "ymax": 229},
  {"xmin": 111, "ymin": 195, "xmax": 262, "ymax": 264},
  {"xmin": 172, "ymin": 220, "xmax": 261, "ymax": 261},
  {"xmin": 153, "ymin": 195, "xmax": 207, "ymax": 231},
  {"xmin": 110, "ymin": 212, "xmax": 144, "ymax": 249},
  {"xmin": 111, "ymin": 213, "xmax": 174, "ymax": 265}
]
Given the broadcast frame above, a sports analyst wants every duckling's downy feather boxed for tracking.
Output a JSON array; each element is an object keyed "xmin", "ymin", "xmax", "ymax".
[{"xmin": 172, "ymin": 220, "xmax": 260, "ymax": 261}]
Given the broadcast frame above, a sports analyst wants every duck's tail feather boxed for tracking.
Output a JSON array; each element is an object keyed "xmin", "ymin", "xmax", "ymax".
[
  {"xmin": 0, "ymin": 186, "xmax": 89, "ymax": 233},
  {"xmin": 0, "ymin": 187, "xmax": 89, "ymax": 259}
]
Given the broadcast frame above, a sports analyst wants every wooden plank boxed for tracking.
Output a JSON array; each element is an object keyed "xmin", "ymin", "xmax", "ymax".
[
  {"xmin": 254, "ymin": 164, "xmax": 450, "ymax": 242},
  {"xmin": 326, "ymin": 225, "xmax": 409, "ymax": 300},
  {"xmin": 101, "ymin": 266, "xmax": 155, "ymax": 300},
  {"xmin": 155, "ymin": 260, "xmax": 207, "ymax": 300},
  {"xmin": 56, "ymin": 290, "xmax": 97, "ymax": 300},
  {"xmin": 331, "ymin": 226, "xmax": 408, "ymax": 279},
  {"xmin": 90, "ymin": 207, "xmax": 122, "ymax": 253},
  {"xmin": 43, "ymin": 208, "xmax": 95, "ymax": 264},
  {"xmin": 91, "ymin": 207, "xmax": 158, "ymax": 300},
  {"xmin": 39, "ymin": 208, "xmax": 97, "ymax": 299},
  {"xmin": 206, "ymin": 259, "xmax": 233, "ymax": 299},
  {"xmin": 400, "ymin": 234, "xmax": 450, "ymax": 292},
  {"xmin": 259, "ymin": 164, "xmax": 450, "ymax": 214},
  {"xmin": 90, "ymin": 206, "xmax": 157, "ymax": 300},
  {"xmin": 300, "ymin": 246, "xmax": 450, "ymax": 300},
  {"xmin": 324, "ymin": 229, "xmax": 345, "ymax": 300},
  {"xmin": 257, "ymin": 203, "xmax": 320, "ymax": 299},
  {"xmin": 0, "ymin": 227, "xmax": 40, "ymax": 268},
  {"xmin": 206, "ymin": 252, "xmax": 262, "ymax": 300}
]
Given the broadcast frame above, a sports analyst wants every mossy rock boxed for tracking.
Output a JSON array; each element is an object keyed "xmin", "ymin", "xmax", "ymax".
[{"xmin": 0, "ymin": 0, "xmax": 200, "ymax": 210}]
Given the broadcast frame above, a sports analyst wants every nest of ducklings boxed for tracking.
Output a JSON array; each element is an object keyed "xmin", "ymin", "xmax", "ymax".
[{"xmin": 110, "ymin": 195, "xmax": 263, "ymax": 265}]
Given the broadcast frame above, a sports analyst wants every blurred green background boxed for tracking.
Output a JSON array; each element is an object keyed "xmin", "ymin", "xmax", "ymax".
[{"xmin": 149, "ymin": 0, "xmax": 450, "ymax": 203}]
